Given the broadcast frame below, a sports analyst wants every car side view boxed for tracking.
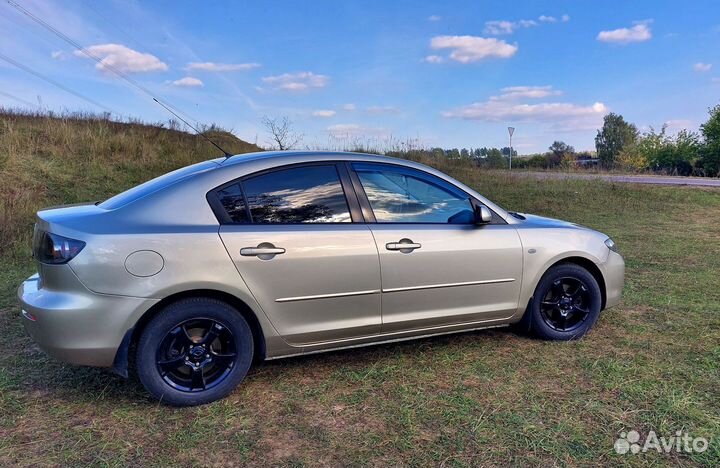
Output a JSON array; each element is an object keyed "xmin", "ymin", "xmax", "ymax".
[{"xmin": 19, "ymin": 151, "xmax": 624, "ymax": 406}]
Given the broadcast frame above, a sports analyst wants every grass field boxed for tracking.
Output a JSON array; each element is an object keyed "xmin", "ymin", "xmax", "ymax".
[{"xmin": 1, "ymin": 113, "xmax": 719, "ymax": 466}]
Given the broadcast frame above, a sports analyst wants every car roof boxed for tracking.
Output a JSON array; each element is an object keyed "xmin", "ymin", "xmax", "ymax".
[{"xmin": 218, "ymin": 150, "xmax": 406, "ymax": 167}]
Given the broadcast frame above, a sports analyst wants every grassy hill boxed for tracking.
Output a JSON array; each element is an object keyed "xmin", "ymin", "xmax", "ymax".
[{"xmin": 0, "ymin": 110, "xmax": 262, "ymax": 264}]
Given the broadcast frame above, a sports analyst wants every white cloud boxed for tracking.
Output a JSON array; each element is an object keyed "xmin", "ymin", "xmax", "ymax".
[
  {"xmin": 428, "ymin": 15, "xmax": 441, "ymax": 21},
  {"xmin": 170, "ymin": 76, "xmax": 203, "ymax": 87},
  {"xmin": 494, "ymin": 85, "xmax": 562, "ymax": 100},
  {"xmin": 366, "ymin": 105, "xmax": 400, "ymax": 115},
  {"xmin": 430, "ymin": 35, "xmax": 518, "ymax": 63},
  {"xmin": 483, "ymin": 19, "xmax": 537, "ymax": 35},
  {"xmin": 261, "ymin": 71, "xmax": 329, "ymax": 91},
  {"xmin": 341, "ymin": 103, "xmax": 356, "ymax": 111},
  {"xmin": 423, "ymin": 55, "xmax": 445, "ymax": 64},
  {"xmin": 664, "ymin": 119, "xmax": 694, "ymax": 130},
  {"xmin": 186, "ymin": 62, "xmax": 260, "ymax": 72},
  {"xmin": 693, "ymin": 62, "xmax": 712, "ymax": 72},
  {"xmin": 597, "ymin": 22, "xmax": 652, "ymax": 44},
  {"xmin": 442, "ymin": 86, "xmax": 607, "ymax": 132},
  {"xmin": 327, "ymin": 124, "xmax": 388, "ymax": 138},
  {"xmin": 51, "ymin": 50, "xmax": 67, "ymax": 60},
  {"xmin": 75, "ymin": 43, "xmax": 168, "ymax": 73},
  {"xmin": 484, "ymin": 15, "xmax": 567, "ymax": 35},
  {"xmin": 484, "ymin": 20, "xmax": 517, "ymax": 35},
  {"xmin": 312, "ymin": 110, "xmax": 336, "ymax": 117},
  {"xmin": 443, "ymin": 101, "xmax": 607, "ymax": 121}
]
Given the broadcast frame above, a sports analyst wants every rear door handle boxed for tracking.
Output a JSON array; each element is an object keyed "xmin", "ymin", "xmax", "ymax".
[
  {"xmin": 240, "ymin": 243, "xmax": 286, "ymax": 259},
  {"xmin": 386, "ymin": 239, "xmax": 421, "ymax": 252},
  {"xmin": 240, "ymin": 247, "xmax": 286, "ymax": 256}
]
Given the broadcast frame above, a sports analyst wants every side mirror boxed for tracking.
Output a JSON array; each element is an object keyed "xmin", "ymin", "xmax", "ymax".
[{"xmin": 473, "ymin": 204, "xmax": 493, "ymax": 224}]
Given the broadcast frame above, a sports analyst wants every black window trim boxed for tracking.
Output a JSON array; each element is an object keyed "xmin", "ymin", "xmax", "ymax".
[
  {"xmin": 347, "ymin": 161, "xmax": 507, "ymax": 225},
  {"xmin": 206, "ymin": 161, "xmax": 365, "ymax": 225}
]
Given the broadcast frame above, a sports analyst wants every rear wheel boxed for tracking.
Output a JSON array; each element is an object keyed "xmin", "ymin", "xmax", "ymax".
[
  {"xmin": 527, "ymin": 264, "xmax": 602, "ymax": 340},
  {"xmin": 136, "ymin": 298, "xmax": 253, "ymax": 406}
]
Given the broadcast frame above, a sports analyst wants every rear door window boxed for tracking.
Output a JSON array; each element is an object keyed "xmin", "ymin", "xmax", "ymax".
[{"xmin": 215, "ymin": 165, "xmax": 352, "ymax": 224}]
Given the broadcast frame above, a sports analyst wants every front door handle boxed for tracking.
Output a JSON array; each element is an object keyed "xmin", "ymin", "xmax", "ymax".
[
  {"xmin": 386, "ymin": 239, "xmax": 421, "ymax": 252},
  {"xmin": 240, "ymin": 243, "xmax": 285, "ymax": 260}
]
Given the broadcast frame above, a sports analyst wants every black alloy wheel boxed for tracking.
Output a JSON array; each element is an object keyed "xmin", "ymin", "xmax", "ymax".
[
  {"xmin": 156, "ymin": 318, "xmax": 237, "ymax": 392},
  {"xmin": 538, "ymin": 277, "xmax": 591, "ymax": 332},
  {"xmin": 525, "ymin": 263, "xmax": 602, "ymax": 340},
  {"xmin": 136, "ymin": 297, "xmax": 254, "ymax": 406}
]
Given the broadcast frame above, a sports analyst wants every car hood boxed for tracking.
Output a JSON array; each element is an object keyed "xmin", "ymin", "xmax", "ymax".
[{"xmin": 514, "ymin": 213, "xmax": 590, "ymax": 230}]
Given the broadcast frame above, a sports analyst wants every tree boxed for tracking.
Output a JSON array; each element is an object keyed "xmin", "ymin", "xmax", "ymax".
[
  {"xmin": 699, "ymin": 105, "xmax": 720, "ymax": 177},
  {"xmin": 618, "ymin": 125, "xmax": 701, "ymax": 175},
  {"xmin": 500, "ymin": 146, "xmax": 517, "ymax": 158},
  {"xmin": 446, "ymin": 148, "xmax": 461, "ymax": 159},
  {"xmin": 430, "ymin": 147, "xmax": 445, "ymax": 159},
  {"xmin": 485, "ymin": 148, "xmax": 506, "ymax": 168},
  {"xmin": 261, "ymin": 116, "xmax": 302, "ymax": 150},
  {"xmin": 546, "ymin": 141, "xmax": 575, "ymax": 167},
  {"xmin": 595, "ymin": 113, "xmax": 638, "ymax": 167},
  {"xmin": 549, "ymin": 141, "xmax": 575, "ymax": 158}
]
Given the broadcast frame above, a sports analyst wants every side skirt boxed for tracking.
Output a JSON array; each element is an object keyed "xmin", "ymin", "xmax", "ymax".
[{"xmin": 265, "ymin": 322, "xmax": 511, "ymax": 361}]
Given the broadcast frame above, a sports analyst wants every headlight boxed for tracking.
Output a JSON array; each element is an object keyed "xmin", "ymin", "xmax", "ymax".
[{"xmin": 604, "ymin": 238, "xmax": 618, "ymax": 253}]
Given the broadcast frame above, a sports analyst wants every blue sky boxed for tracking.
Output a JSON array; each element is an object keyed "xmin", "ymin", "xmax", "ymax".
[{"xmin": 1, "ymin": 0, "xmax": 719, "ymax": 153}]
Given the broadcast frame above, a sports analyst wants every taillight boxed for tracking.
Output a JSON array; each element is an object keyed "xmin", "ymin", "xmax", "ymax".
[{"xmin": 33, "ymin": 231, "xmax": 86, "ymax": 264}]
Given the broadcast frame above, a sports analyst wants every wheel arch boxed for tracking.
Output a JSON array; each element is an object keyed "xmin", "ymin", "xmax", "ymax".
[
  {"xmin": 513, "ymin": 255, "xmax": 608, "ymax": 333},
  {"xmin": 113, "ymin": 289, "xmax": 267, "ymax": 377},
  {"xmin": 548, "ymin": 256, "xmax": 607, "ymax": 310}
]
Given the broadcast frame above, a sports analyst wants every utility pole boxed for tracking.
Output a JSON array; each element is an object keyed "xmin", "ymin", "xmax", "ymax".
[{"xmin": 508, "ymin": 127, "xmax": 515, "ymax": 170}]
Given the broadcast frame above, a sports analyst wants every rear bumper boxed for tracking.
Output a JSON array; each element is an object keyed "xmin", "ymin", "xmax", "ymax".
[
  {"xmin": 18, "ymin": 273, "xmax": 157, "ymax": 367},
  {"xmin": 601, "ymin": 251, "xmax": 625, "ymax": 309}
]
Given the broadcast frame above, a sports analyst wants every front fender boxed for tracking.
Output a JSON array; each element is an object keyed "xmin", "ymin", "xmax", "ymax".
[{"xmin": 512, "ymin": 226, "xmax": 610, "ymax": 321}]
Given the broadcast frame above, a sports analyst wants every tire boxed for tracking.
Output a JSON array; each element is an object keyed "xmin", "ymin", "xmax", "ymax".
[
  {"xmin": 527, "ymin": 264, "xmax": 602, "ymax": 340},
  {"xmin": 136, "ymin": 297, "xmax": 254, "ymax": 406}
]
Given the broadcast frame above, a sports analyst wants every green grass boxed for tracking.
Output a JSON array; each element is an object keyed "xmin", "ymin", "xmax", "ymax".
[{"xmin": 1, "ymin": 113, "xmax": 719, "ymax": 466}]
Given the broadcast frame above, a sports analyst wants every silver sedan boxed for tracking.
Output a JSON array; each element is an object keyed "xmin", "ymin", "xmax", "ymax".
[{"xmin": 18, "ymin": 151, "xmax": 624, "ymax": 406}]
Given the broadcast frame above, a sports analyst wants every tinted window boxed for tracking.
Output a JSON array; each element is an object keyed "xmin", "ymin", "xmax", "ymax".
[
  {"xmin": 353, "ymin": 163, "xmax": 473, "ymax": 223},
  {"xmin": 216, "ymin": 183, "xmax": 249, "ymax": 223},
  {"xmin": 243, "ymin": 165, "xmax": 351, "ymax": 223}
]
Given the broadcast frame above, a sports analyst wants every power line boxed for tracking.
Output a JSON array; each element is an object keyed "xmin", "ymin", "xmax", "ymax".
[
  {"xmin": 153, "ymin": 98, "xmax": 230, "ymax": 157},
  {"xmin": 0, "ymin": 90, "xmax": 40, "ymax": 109},
  {"xmin": 6, "ymin": 0, "xmax": 199, "ymax": 125},
  {"xmin": 4, "ymin": 0, "xmax": 230, "ymax": 156},
  {"xmin": 0, "ymin": 52, "xmax": 115, "ymax": 112},
  {"xmin": 82, "ymin": 0, "xmax": 150, "ymax": 53}
]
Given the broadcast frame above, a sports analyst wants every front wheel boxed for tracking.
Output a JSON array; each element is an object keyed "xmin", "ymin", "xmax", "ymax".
[
  {"xmin": 527, "ymin": 264, "xmax": 602, "ymax": 340},
  {"xmin": 136, "ymin": 298, "xmax": 254, "ymax": 406}
]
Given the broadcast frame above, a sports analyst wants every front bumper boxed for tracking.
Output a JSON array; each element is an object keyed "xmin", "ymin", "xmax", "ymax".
[
  {"xmin": 601, "ymin": 250, "xmax": 625, "ymax": 309},
  {"xmin": 18, "ymin": 272, "xmax": 157, "ymax": 367}
]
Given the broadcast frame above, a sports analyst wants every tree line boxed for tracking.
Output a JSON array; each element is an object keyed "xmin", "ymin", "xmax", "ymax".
[
  {"xmin": 595, "ymin": 106, "xmax": 720, "ymax": 176},
  {"xmin": 262, "ymin": 104, "xmax": 720, "ymax": 177},
  {"xmin": 408, "ymin": 105, "xmax": 720, "ymax": 176}
]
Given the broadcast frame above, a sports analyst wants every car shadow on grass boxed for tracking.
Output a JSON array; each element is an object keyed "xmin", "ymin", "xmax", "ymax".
[{"xmin": 5, "ymin": 325, "xmax": 540, "ymax": 408}]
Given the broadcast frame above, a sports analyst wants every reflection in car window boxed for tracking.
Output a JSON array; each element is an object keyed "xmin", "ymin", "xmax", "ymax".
[
  {"xmin": 216, "ymin": 183, "xmax": 249, "ymax": 223},
  {"xmin": 243, "ymin": 165, "xmax": 351, "ymax": 223},
  {"xmin": 353, "ymin": 163, "xmax": 473, "ymax": 223}
]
